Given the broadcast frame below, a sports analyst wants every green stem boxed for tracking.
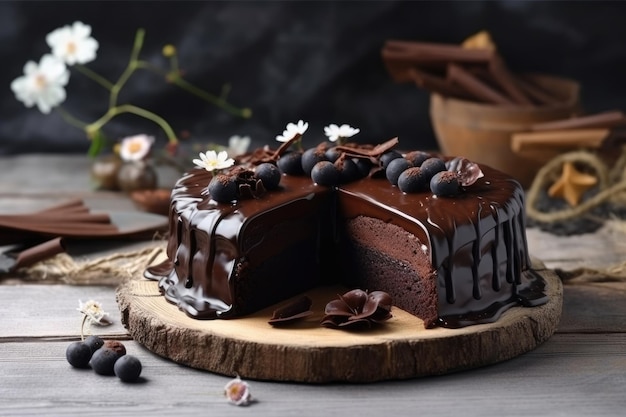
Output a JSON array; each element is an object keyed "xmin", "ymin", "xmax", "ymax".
[
  {"xmin": 74, "ymin": 65, "xmax": 114, "ymax": 90},
  {"xmin": 134, "ymin": 60, "xmax": 251, "ymax": 119},
  {"xmin": 109, "ymin": 28, "xmax": 145, "ymax": 108},
  {"xmin": 80, "ymin": 315, "xmax": 88, "ymax": 341},
  {"xmin": 170, "ymin": 76, "xmax": 251, "ymax": 118},
  {"xmin": 55, "ymin": 106, "xmax": 89, "ymax": 130},
  {"xmin": 86, "ymin": 104, "xmax": 178, "ymax": 144}
]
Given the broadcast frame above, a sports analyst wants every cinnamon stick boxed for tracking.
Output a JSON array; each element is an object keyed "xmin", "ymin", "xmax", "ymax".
[
  {"xmin": 530, "ymin": 110, "xmax": 626, "ymax": 131},
  {"xmin": 511, "ymin": 129, "xmax": 610, "ymax": 153},
  {"xmin": 512, "ymin": 75, "xmax": 564, "ymax": 106},
  {"xmin": 447, "ymin": 63, "xmax": 516, "ymax": 106},
  {"xmin": 408, "ymin": 68, "xmax": 474, "ymax": 100},
  {"xmin": 488, "ymin": 55, "xmax": 534, "ymax": 106},
  {"xmin": 383, "ymin": 40, "xmax": 494, "ymax": 66}
]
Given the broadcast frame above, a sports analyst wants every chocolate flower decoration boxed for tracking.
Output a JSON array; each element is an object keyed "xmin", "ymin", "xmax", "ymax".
[
  {"xmin": 446, "ymin": 157, "xmax": 484, "ymax": 187},
  {"xmin": 321, "ymin": 289, "xmax": 392, "ymax": 329},
  {"xmin": 268, "ymin": 296, "xmax": 313, "ymax": 326}
]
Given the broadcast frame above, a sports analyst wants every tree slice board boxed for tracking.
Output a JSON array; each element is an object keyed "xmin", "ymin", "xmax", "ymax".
[{"xmin": 116, "ymin": 259, "xmax": 562, "ymax": 383}]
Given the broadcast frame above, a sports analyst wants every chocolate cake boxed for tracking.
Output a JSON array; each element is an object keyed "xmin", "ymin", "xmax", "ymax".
[{"xmin": 146, "ymin": 139, "xmax": 547, "ymax": 329}]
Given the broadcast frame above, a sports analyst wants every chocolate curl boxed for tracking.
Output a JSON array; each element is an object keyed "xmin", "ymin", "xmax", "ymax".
[
  {"xmin": 488, "ymin": 55, "xmax": 534, "ymax": 106},
  {"xmin": 529, "ymin": 110, "xmax": 626, "ymax": 132},
  {"xmin": 334, "ymin": 137, "xmax": 399, "ymax": 164},
  {"xmin": 447, "ymin": 63, "xmax": 516, "ymax": 106},
  {"xmin": 268, "ymin": 295, "xmax": 313, "ymax": 326}
]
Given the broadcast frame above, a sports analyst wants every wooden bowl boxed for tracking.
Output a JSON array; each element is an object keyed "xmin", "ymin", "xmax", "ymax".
[
  {"xmin": 130, "ymin": 189, "xmax": 171, "ymax": 216},
  {"xmin": 430, "ymin": 73, "xmax": 581, "ymax": 188}
]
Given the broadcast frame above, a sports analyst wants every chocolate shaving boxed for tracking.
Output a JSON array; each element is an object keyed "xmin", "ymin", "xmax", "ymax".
[
  {"xmin": 334, "ymin": 137, "xmax": 399, "ymax": 159},
  {"xmin": 321, "ymin": 289, "xmax": 392, "ymax": 329},
  {"xmin": 268, "ymin": 295, "xmax": 313, "ymax": 326}
]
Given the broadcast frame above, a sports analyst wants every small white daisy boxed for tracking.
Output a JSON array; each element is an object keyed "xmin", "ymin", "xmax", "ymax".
[
  {"xmin": 324, "ymin": 123, "xmax": 360, "ymax": 143},
  {"xmin": 11, "ymin": 54, "xmax": 69, "ymax": 114},
  {"xmin": 77, "ymin": 299, "xmax": 112, "ymax": 326},
  {"xmin": 224, "ymin": 375, "xmax": 253, "ymax": 406},
  {"xmin": 193, "ymin": 150, "xmax": 235, "ymax": 172},
  {"xmin": 46, "ymin": 21, "xmax": 99, "ymax": 66},
  {"xmin": 276, "ymin": 120, "xmax": 308, "ymax": 143},
  {"xmin": 119, "ymin": 134, "xmax": 154, "ymax": 161},
  {"xmin": 227, "ymin": 135, "xmax": 251, "ymax": 157}
]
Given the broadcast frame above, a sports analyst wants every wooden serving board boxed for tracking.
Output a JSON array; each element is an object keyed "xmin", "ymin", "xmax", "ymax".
[{"xmin": 116, "ymin": 259, "xmax": 562, "ymax": 383}]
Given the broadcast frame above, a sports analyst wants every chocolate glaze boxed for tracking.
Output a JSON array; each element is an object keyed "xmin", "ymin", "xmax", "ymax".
[{"xmin": 145, "ymin": 158, "xmax": 548, "ymax": 328}]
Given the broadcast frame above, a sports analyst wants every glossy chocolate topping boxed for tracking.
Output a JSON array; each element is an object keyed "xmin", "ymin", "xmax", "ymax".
[{"xmin": 146, "ymin": 150, "xmax": 547, "ymax": 328}]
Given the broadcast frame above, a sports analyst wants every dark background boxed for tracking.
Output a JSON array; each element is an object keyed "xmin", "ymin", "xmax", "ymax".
[{"xmin": 3, "ymin": 0, "xmax": 626, "ymax": 156}]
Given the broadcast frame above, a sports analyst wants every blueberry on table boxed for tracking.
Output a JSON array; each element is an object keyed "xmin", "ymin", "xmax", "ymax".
[
  {"xmin": 208, "ymin": 174, "xmax": 238, "ymax": 203},
  {"xmin": 301, "ymin": 147, "xmax": 328, "ymax": 175},
  {"xmin": 90, "ymin": 341, "xmax": 126, "ymax": 375},
  {"xmin": 84, "ymin": 335, "xmax": 104, "ymax": 353},
  {"xmin": 254, "ymin": 163, "xmax": 281, "ymax": 190},
  {"xmin": 114, "ymin": 355, "xmax": 143, "ymax": 382},
  {"xmin": 385, "ymin": 157, "xmax": 412, "ymax": 185},
  {"xmin": 430, "ymin": 171, "xmax": 461, "ymax": 197},
  {"xmin": 66, "ymin": 341, "xmax": 93, "ymax": 368},
  {"xmin": 277, "ymin": 151, "xmax": 304, "ymax": 175},
  {"xmin": 311, "ymin": 161, "xmax": 341, "ymax": 186}
]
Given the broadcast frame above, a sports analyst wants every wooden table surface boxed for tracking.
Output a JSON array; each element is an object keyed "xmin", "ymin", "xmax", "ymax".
[{"xmin": 1, "ymin": 154, "xmax": 625, "ymax": 416}]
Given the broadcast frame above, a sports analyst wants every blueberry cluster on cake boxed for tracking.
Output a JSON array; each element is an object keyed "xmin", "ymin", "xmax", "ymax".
[{"xmin": 145, "ymin": 121, "xmax": 547, "ymax": 329}]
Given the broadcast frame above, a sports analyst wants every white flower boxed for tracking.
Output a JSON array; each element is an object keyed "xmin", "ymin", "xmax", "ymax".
[
  {"xmin": 193, "ymin": 150, "xmax": 235, "ymax": 172},
  {"xmin": 77, "ymin": 299, "xmax": 112, "ymax": 326},
  {"xmin": 46, "ymin": 21, "xmax": 99, "ymax": 65},
  {"xmin": 11, "ymin": 54, "xmax": 69, "ymax": 114},
  {"xmin": 224, "ymin": 375, "xmax": 253, "ymax": 406},
  {"xmin": 227, "ymin": 135, "xmax": 251, "ymax": 157},
  {"xmin": 276, "ymin": 120, "xmax": 308, "ymax": 142},
  {"xmin": 119, "ymin": 134, "xmax": 154, "ymax": 161},
  {"xmin": 324, "ymin": 123, "xmax": 360, "ymax": 143}
]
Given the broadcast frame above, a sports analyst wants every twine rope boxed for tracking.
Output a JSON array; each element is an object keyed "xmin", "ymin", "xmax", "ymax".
[
  {"xmin": 526, "ymin": 147, "xmax": 626, "ymax": 284},
  {"xmin": 13, "ymin": 242, "xmax": 166, "ymax": 286},
  {"xmin": 526, "ymin": 147, "xmax": 626, "ymax": 222}
]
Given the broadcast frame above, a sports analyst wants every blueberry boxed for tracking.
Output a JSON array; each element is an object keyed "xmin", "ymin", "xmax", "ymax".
[
  {"xmin": 311, "ymin": 161, "xmax": 341, "ymax": 186},
  {"xmin": 66, "ymin": 341, "xmax": 93, "ymax": 368},
  {"xmin": 325, "ymin": 147, "xmax": 342, "ymax": 162},
  {"xmin": 419, "ymin": 157, "xmax": 447, "ymax": 181},
  {"xmin": 254, "ymin": 163, "xmax": 281, "ymax": 190},
  {"xmin": 379, "ymin": 150, "xmax": 403, "ymax": 170},
  {"xmin": 114, "ymin": 355, "xmax": 143, "ymax": 382},
  {"xmin": 336, "ymin": 158, "xmax": 362, "ymax": 183},
  {"xmin": 385, "ymin": 157, "xmax": 412, "ymax": 185},
  {"xmin": 84, "ymin": 335, "xmax": 104, "ymax": 353},
  {"xmin": 90, "ymin": 341, "xmax": 126, "ymax": 375},
  {"xmin": 397, "ymin": 167, "xmax": 429, "ymax": 193},
  {"xmin": 405, "ymin": 150, "xmax": 431, "ymax": 167},
  {"xmin": 277, "ymin": 151, "xmax": 304, "ymax": 175},
  {"xmin": 208, "ymin": 174, "xmax": 237, "ymax": 203},
  {"xmin": 301, "ymin": 147, "xmax": 328, "ymax": 175},
  {"xmin": 354, "ymin": 158, "xmax": 373, "ymax": 177},
  {"xmin": 430, "ymin": 171, "xmax": 461, "ymax": 196}
]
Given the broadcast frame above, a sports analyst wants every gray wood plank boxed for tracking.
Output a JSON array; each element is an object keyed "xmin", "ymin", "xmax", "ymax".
[
  {"xmin": 0, "ymin": 336, "xmax": 625, "ymax": 417},
  {"xmin": 0, "ymin": 285, "xmax": 127, "ymax": 340}
]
